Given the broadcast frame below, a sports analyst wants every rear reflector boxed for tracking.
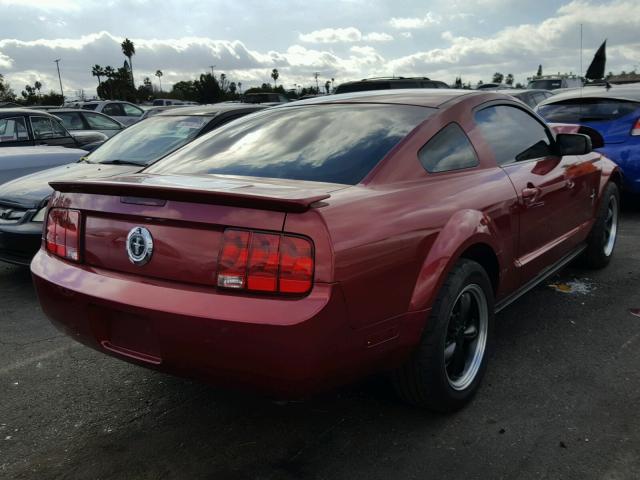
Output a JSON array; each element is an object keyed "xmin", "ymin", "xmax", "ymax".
[
  {"xmin": 632, "ymin": 118, "xmax": 640, "ymax": 136},
  {"xmin": 45, "ymin": 208, "xmax": 81, "ymax": 262},
  {"xmin": 217, "ymin": 229, "xmax": 314, "ymax": 295}
]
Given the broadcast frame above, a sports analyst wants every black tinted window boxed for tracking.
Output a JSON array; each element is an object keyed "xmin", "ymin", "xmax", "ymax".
[
  {"xmin": 537, "ymin": 99, "xmax": 640, "ymax": 123},
  {"xmin": 147, "ymin": 104, "xmax": 434, "ymax": 185},
  {"xmin": 419, "ymin": 123, "xmax": 478, "ymax": 173},
  {"xmin": 475, "ymin": 105, "xmax": 553, "ymax": 165},
  {"xmin": 335, "ymin": 82, "xmax": 391, "ymax": 94}
]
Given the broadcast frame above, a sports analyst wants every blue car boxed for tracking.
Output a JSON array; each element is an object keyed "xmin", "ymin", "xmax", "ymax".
[{"xmin": 536, "ymin": 85, "xmax": 640, "ymax": 194}]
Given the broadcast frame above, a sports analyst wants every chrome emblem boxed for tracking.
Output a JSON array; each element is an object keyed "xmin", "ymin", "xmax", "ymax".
[{"xmin": 126, "ymin": 227, "xmax": 154, "ymax": 266}]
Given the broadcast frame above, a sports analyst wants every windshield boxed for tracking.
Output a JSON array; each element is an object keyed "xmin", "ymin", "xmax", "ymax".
[
  {"xmin": 146, "ymin": 104, "xmax": 433, "ymax": 184},
  {"xmin": 87, "ymin": 115, "xmax": 212, "ymax": 165},
  {"xmin": 537, "ymin": 99, "xmax": 640, "ymax": 123}
]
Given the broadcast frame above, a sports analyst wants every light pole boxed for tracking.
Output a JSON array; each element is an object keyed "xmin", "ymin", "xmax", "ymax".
[
  {"xmin": 209, "ymin": 65, "xmax": 216, "ymax": 78},
  {"xmin": 54, "ymin": 59, "xmax": 64, "ymax": 101}
]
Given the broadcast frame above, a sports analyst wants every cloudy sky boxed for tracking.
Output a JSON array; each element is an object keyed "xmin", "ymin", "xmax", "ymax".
[{"xmin": 0, "ymin": 0, "xmax": 639, "ymax": 98}]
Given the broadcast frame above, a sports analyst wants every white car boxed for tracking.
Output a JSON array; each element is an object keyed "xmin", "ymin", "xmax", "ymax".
[
  {"xmin": 72, "ymin": 101, "xmax": 144, "ymax": 126},
  {"xmin": 51, "ymin": 109, "xmax": 125, "ymax": 138},
  {"xmin": 0, "ymin": 146, "xmax": 87, "ymax": 185}
]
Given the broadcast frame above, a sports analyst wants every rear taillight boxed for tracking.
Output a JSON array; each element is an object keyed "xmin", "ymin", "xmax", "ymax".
[
  {"xmin": 632, "ymin": 118, "xmax": 640, "ymax": 136},
  {"xmin": 45, "ymin": 208, "xmax": 81, "ymax": 262},
  {"xmin": 217, "ymin": 229, "xmax": 314, "ymax": 295}
]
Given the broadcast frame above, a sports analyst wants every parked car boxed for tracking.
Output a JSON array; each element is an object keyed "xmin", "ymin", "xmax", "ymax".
[
  {"xmin": 0, "ymin": 104, "xmax": 266, "ymax": 266},
  {"xmin": 151, "ymin": 99, "xmax": 198, "ymax": 106},
  {"xmin": 0, "ymin": 146, "xmax": 87, "ymax": 185},
  {"xmin": 476, "ymin": 83, "xmax": 513, "ymax": 90},
  {"xmin": 527, "ymin": 75, "xmax": 583, "ymax": 90},
  {"xmin": 75, "ymin": 100, "xmax": 144, "ymax": 126},
  {"xmin": 0, "ymin": 109, "xmax": 104, "ymax": 150},
  {"xmin": 140, "ymin": 105, "xmax": 190, "ymax": 120},
  {"xmin": 536, "ymin": 84, "xmax": 640, "ymax": 194},
  {"xmin": 51, "ymin": 109, "xmax": 125, "ymax": 138},
  {"xmin": 334, "ymin": 77, "xmax": 449, "ymax": 94},
  {"xmin": 31, "ymin": 90, "xmax": 620, "ymax": 412},
  {"xmin": 486, "ymin": 89, "xmax": 554, "ymax": 108},
  {"xmin": 243, "ymin": 93, "xmax": 290, "ymax": 104}
]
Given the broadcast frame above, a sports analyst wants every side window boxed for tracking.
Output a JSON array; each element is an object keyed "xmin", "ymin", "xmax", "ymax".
[
  {"xmin": 84, "ymin": 112, "xmax": 121, "ymax": 130},
  {"xmin": 51, "ymin": 118, "xmax": 70, "ymax": 137},
  {"xmin": 102, "ymin": 103, "xmax": 123, "ymax": 116},
  {"xmin": 0, "ymin": 117, "xmax": 30, "ymax": 142},
  {"xmin": 419, "ymin": 123, "xmax": 479, "ymax": 173},
  {"xmin": 55, "ymin": 112, "xmax": 84, "ymax": 130},
  {"xmin": 475, "ymin": 105, "xmax": 554, "ymax": 165},
  {"xmin": 30, "ymin": 116, "xmax": 55, "ymax": 139},
  {"xmin": 81, "ymin": 104, "xmax": 98, "ymax": 111},
  {"xmin": 123, "ymin": 103, "xmax": 143, "ymax": 117}
]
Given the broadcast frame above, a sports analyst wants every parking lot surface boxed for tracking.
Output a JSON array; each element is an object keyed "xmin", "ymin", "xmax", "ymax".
[{"xmin": 2, "ymin": 207, "xmax": 640, "ymax": 480}]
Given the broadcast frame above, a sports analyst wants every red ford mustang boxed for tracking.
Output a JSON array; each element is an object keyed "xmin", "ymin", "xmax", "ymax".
[{"xmin": 31, "ymin": 90, "xmax": 621, "ymax": 412}]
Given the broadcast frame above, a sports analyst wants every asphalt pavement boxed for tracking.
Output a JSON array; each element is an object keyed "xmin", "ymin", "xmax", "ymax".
[{"xmin": 1, "ymin": 206, "xmax": 640, "ymax": 480}]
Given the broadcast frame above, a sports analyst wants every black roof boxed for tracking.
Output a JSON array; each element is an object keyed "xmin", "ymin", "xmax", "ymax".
[{"xmin": 155, "ymin": 104, "xmax": 269, "ymax": 116}]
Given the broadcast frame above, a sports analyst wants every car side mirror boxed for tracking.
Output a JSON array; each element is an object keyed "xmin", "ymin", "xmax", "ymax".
[{"xmin": 555, "ymin": 133, "xmax": 592, "ymax": 156}]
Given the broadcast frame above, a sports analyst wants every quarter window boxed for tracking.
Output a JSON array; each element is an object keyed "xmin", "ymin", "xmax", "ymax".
[
  {"xmin": 475, "ymin": 105, "xmax": 554, "ymax": 165},
  {"xmin": 83, "ymin": 112, "xmax": 121, "ymax": 130},
  {"xmin": 102, "ymin": 103, "xmax": 123, "ymax": 116},
  {"xmin": 30, "ymin": 116, "xmax": 56, "ymax": 139},
  {"xmin": 419, "ymin": 123, "xmax": 479, "ymax": 173},
  {"xmin": 0, "ymin": 117, "xmax": 29, "ymax": 142},
  {"xmin": 123, "ymin": 103, "xmax": 143, "ymax": 117}
]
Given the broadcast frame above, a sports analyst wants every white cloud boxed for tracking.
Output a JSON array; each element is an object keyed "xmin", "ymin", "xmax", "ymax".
[
  {"xmin": 389, "ymin": 12, "xmax": 441, "ymax": 29},
  {"xmin": 362, "ymin": 32, "xmax": 394, "ymax": 42},
  {"xmin": 299, "ymin": 27, "xmax": 362, "ymax": 44}
]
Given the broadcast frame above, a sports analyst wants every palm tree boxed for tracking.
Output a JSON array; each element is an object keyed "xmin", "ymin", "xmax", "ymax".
[
  {"xmin": 91, "ymin": 64, "xmax": 104, "ymax": 86},
  {"xmin": 34, "ymin": 81, "xmax": 42, "ymax": 98},
  {"xmin": 121, "ymin": 38, "xmax": 136, "ymax": 87},
  {"xmin": 271, "ymin": 68, "xmax": 279, "ymax": 88},
  {"xmin": 237, "ymin": 82, "xmax": 242, "ymax": 94},
  {"xmin": 155, "ymin": 70, "xmax": 163, "ymax": 92}
]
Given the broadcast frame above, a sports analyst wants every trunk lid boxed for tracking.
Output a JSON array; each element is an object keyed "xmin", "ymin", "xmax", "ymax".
[{"xmin": 51, "ymin": 173, "xmax": 346, "ymax": 286}]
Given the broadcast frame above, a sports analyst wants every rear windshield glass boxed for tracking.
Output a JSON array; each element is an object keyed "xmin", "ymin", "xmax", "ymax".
[
  {"xmin": 146, "ymin": 104, "xmax": 434, "ymax": 184},
  {"xmin": 537, "ymin": 98, "xmax": 640, "ymax": 122},
  {"xmin": 81, "ymin": 104, "xmax": 98, "ymax": 111},
  {"xmin": 87, "ymin": 115, "xmax": 211, "ymax": 165},
  {"xmin": 528, "ymin": 80, "xmax": 563, "ymax": 90},
  {"xmin": 335, "ymin": 82, "xmax": 391, "ymax": 94}
]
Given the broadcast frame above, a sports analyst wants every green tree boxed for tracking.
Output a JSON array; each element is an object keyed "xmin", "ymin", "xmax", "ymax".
[
  {"xmin": 454, "ymin": 76, "xmax": 463, "ymax": 88},
  {"xmin": 0, "ymin": 74, "xmax": 16, "ymax": 101},
  {"xmin": 34, "ymin": 81, "xmax": 42, "ymax": 97},
  {"xmin": 91, "ymin": 64, "xmax": 104, "ymax": 86},
  {"xmin": 492, "ymin": 72, "xmax": 504, "ymax": 83},
  {"xmin": 155, "ymin": 70, "xmax": 163, "ymax": 92},
  {"xmin": 121, "ymin": 38, "xmax": 136, "ymax": 87},
  {"xmin": 195, "ymin": 73, "xmax": 222, "ymax": 103},
  {"xmin": 324, "ymin": 80, "xmax": 331, "ymax": 94},
  {"xmin": 505, "ymin": 73, "xmax": 514, "ymax": 85},
  {"xmin": 271, "ymin": 68, "xmax": 279, "ymax": 87},
  {"xmin": 536, "ymin": 64, "xmax": 543, "ymax": 77}
]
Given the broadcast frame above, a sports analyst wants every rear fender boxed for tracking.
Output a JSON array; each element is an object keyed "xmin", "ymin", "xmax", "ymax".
[{"xmin": 408, "ymin": 209, "xmax": 504, "ymax": 312}]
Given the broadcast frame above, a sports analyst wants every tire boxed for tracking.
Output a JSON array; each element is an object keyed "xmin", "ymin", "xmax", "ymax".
[
  {"xmin": 583, "ymin": 182, "xmax": 620, "ymax": 269},
  {"xmin": 392, "ymin": 259, "xmax": 494, "ymax": 413}
]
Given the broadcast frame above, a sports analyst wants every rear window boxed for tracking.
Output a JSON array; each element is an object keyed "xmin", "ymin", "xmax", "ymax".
[
  {"xmin": 81, "ymin": 104, "xmax": 98, "ymax": 111},
  {"xmin": 528, "ymin": 80, "xmax": 563, "ymax": 90},
  {"xmin": 147, "ymin": 104, "xmax": 434, "ymax": 184},
  {"xmin": 335, "ymin": 82, "xmax": 391, "ymax": 94},
  {"xmin": 537, "ymin": 98, "xmax": 640, "ymax": 123}
]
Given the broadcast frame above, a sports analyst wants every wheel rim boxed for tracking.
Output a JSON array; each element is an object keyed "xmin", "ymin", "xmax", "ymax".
[
  {"xmin": 603, "ymin": 195, "xmax": 618, "ymax": 257},
  {"xmin": 444, "ymin": 284, "xmax": 489, "ymax": 391}
]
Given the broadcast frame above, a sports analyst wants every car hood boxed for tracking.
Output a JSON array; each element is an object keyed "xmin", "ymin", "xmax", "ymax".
[{"xmin": 0, "ymin": 163, "xmax": 139, "ymax": 209}]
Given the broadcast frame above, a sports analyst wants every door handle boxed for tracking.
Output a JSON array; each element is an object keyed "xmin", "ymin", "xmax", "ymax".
[{"xmin": 522, "ymin": 184, "xmax": 543, "ymax": 207}]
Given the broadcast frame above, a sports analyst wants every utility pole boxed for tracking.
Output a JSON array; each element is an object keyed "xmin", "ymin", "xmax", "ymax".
[{"xmin": 54, "ymin": 58, "xmax": 64, "ymax": 101}]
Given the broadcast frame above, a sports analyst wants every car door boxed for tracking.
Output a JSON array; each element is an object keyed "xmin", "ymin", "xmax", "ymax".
[
  {"xmin": 29, "ymin": 115, "xmax": 78, "ymax": 148},
  {"xmin": 0, "ymin": 116, "xmax": 34, "ymax": 147},
  {"xmin": 474, "ymin": 104, "xmax": 591, "ymax": 283}
]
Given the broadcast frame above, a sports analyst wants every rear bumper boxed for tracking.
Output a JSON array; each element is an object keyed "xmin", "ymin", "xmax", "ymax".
[
  {"xmin": 0, "ymin": 221, "xmax": 42, "ymax": 266},
  {"xmin": 31, "ymin": 250, "xmax": 427, "ymax": 396}
]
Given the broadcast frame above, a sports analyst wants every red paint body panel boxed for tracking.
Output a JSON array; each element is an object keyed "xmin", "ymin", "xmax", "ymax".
[{"xmin": 31, "ymin": 91, "xmax": 621, "ymax": 396}]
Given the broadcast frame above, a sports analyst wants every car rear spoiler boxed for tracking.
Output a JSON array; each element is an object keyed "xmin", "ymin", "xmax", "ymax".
[{"xmin": 50, "ymin": 179, "xmax": 331, "ymax": 213}]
